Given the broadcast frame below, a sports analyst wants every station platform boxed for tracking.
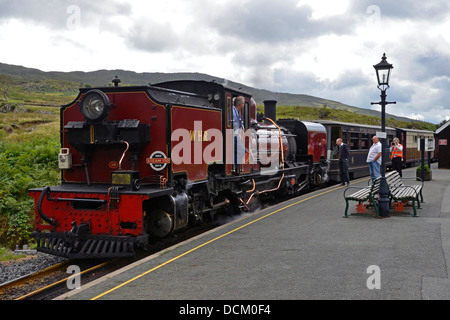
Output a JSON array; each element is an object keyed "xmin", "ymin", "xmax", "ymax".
[{"xmin": 57, "ymin": 163, "xmax": 450, "ymax": 301}]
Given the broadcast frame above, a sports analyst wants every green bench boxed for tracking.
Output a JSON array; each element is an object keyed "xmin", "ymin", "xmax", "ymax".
[
  {"xmin": 343, "ymin": 176, "xmax": 381, "ymax": 218},
  {"xmin": 343, "ymin": 171, "xmax": 424, "ymax": 218},
  {"xmin": 386, "ymin": 170, "xmax": 424, "ymax": 217}
]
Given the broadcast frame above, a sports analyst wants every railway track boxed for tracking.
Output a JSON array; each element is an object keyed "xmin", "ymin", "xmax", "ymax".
[
  {"xmin": 0, "ymin": 259, "xmax": 112, "ymax": 300},
  {"xmin": 0, "ymin": 180, "xmax": 345, "ymax": 301},
  {"xmin": 0, "ymin": 223, "xmax": 218, "ymax": 300}
]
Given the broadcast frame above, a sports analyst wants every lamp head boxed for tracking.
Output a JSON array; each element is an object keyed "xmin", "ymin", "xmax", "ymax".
[{"xmin": 374, "ymin": 53, "xmax": 393, "ymax": 90}]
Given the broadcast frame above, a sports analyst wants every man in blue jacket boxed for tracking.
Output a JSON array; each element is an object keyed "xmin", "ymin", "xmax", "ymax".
[{"xmin": 336, "ymin": 138, "xmax": 350, "ymax": 186}]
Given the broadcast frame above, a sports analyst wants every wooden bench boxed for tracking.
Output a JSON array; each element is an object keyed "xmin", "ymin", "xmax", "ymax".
[
  {"xmin": 343, "ymin": 177, "xmax": 381, "ymax": 218},
  {"xmin": 385, "ymin": 170, "xmax": 424, "ymax": 217}
]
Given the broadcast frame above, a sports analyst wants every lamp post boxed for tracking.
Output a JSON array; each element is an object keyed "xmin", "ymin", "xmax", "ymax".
[{"xmin": 371, "ymin": 53, "xmax": 396, "ymax": 218}]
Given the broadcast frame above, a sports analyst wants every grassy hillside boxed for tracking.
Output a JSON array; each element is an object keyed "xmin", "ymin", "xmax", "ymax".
[
  {"xmin": 0, "ymin": 62, "xmax": 435, "ymax": 124},
  {"xmin": 0, "ymin": 74, "xmax": 79, "ymax": 107},
  {"xmin": 273, "ymin": 105, "xmax": 436, "ymax": 131}
]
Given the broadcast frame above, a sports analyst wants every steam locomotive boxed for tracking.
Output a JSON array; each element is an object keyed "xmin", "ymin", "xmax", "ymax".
[{"xmin": 29, "ymin": 79, "xmax": 329, "ymax": 259}]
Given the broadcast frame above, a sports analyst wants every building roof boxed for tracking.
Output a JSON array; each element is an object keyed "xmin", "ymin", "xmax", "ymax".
[{"xmin": 436, "ymin": 120, "xmax": 450, "ymax": 135}]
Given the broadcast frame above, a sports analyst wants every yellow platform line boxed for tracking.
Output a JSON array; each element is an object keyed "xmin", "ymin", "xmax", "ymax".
[{"xmin": 91, "ymin": 183, "xmax": 354, "ymax": 300}]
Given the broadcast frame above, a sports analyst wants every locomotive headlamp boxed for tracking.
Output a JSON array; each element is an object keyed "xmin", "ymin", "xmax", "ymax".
[{"xmin": 80, "ymin": 90, "xmax": 111, "ymax": 122}]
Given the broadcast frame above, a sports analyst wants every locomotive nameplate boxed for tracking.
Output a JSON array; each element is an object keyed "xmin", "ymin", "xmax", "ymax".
[{"xmin": 147, "ymin": 151, "xmax": 170, "ymax": 171}]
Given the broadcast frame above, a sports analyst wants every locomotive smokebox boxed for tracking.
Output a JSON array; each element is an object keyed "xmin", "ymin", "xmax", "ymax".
[{"xmin": 264, "ymin": 100, "xmax": 277, "ymax": 121}]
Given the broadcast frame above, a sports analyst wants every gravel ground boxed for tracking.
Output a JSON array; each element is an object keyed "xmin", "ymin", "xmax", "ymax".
[{"xmin": 0, "ymin": 253, "xmax": 66, "ymax": 285}]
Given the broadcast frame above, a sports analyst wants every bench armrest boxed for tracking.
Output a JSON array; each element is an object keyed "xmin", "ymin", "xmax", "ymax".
[{"xmin": 401, "ymin": 176, "xmax": 424, "ymax": 188}]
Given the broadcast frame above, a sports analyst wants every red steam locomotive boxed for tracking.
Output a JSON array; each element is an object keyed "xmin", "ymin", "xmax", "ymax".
[{"xmin": 29, "ymin": 79, "xmax": 329, "ymax": 259}]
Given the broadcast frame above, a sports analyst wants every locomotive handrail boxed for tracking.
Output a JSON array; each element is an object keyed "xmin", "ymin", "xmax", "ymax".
[
  {"xmin": 37, "ymin": 187, "xmax": 56, "ymax": 226},
  {"xmin": 55, "ymin": 198, "xmax": 107, "ymax": 204}
]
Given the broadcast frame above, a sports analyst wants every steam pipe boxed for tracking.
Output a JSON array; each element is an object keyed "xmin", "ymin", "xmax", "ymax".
[
  {"xmin": 37, "ymin": 187, "xmax": 56, "ymax": 226},
  {"xmin": 119, "ymin": 141, "xmax": 130, "ymax": 170}
]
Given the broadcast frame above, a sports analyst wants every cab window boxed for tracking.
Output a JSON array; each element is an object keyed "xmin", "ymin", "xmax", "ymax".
[
  {"xmin": 243, "ymin": 102, "xmax": 250, "ymax": 130},
  {"xmin": 226, "ymin": 96, "xmax": 232, "ymax": 128}
]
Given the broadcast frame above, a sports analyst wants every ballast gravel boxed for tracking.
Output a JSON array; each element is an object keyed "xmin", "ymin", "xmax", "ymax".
[{"xmin": 0, "ymin": 253, "xmax": 66, "ymax": 285}]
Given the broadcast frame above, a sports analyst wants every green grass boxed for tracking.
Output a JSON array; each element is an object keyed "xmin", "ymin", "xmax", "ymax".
[
  {"xmin": 0, "ymin": 104, "xmax": 61, "ymax": 248},
  {"xmin": 0, "ymin": 105, "xmax": 60, "ymax": 143},
  {"xmin": 1, "ymin": 74, "xmax": 79, "ymax": 106},
  {"xmin": 0, "ymin": 247, "xmax": 26, "ymax": 262}
]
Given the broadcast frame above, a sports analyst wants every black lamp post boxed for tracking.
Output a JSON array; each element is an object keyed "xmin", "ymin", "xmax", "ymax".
[{"xmin": 371, "ymin": 53, "xmax": 396, "ymax": 218}]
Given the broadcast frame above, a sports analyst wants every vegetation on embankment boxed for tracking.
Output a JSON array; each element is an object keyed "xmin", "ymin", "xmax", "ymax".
[{"xmin": 0, "ymin": 104, "xmax": 60, "ymax": 248}]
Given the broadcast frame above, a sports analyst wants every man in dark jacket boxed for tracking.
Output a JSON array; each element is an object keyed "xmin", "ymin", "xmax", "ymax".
[{"xmin": 336, "ymin": 138, "xmax": 350, "ymax": 186}]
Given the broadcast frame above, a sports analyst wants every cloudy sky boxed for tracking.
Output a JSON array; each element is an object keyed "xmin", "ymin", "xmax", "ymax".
[{"xmin": 0, "ymin": 0, "xmax": 449, "ymax": 124}]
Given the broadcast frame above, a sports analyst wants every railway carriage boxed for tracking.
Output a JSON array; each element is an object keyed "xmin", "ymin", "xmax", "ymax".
[
  {"xmin": 395, "ymin": 128, "xmax": 435, "ymax": 167},
  {"xmin": 315, "ymin": 120, "xmax": 435, "ymax": 182},
  {"xmin": 315, "ymin": 120, "xmax": 395, "ymax": 181}
]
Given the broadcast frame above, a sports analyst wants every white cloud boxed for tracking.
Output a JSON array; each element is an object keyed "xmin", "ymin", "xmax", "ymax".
[
  {"xmin": 409, "ymin": 114, "xmax": 425, "ymax": 121},
  {"xmin": 297, "ymin": 0, "xmax": 351, "ymax": 19}
]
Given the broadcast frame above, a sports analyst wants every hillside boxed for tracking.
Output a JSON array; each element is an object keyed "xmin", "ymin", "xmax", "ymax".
[{"xmin": 0, "ymin": 62, "xmax": 434, "ymax": 128}]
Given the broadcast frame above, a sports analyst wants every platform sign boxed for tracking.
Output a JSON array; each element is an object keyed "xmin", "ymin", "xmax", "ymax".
[
  {"xmin": 376, "ymin": 131, "xmax": 387, "ymax": 139},
  {"xmin": 418, "ymin": 138, "xmax": 435, "ymax": 151}
]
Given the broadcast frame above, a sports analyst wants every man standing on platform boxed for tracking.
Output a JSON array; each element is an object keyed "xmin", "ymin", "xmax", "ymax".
[
  {"xmin": 390, "ymin": 137, "xmax": 403, "ymax": 177},
  {"xmin": 336, "ymin": 138, "xmax": 350, "ymax": 186},
  {"xmin": 367, "ymin": 136, "xmax": 382, "ymax": 182}
]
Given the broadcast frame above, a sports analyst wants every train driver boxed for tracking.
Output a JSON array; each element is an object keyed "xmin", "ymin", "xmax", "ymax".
[{"xmin": 390, "ymin": 137, "xmax": 403, "ymax": 177}]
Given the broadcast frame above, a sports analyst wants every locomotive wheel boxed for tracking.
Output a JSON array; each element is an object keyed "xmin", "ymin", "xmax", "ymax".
[
  {"xmin": 312, "ymin": 169, "xmax": 323, "ymax": 187},
  {"xmin": 147, "ymin": 209, "xmax": 173, "ymax": 238}
]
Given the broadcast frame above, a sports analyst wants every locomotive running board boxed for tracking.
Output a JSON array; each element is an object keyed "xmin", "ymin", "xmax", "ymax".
[{"xmin": 32, "ymin": 231, "xmax": 144, "ymax": 259}]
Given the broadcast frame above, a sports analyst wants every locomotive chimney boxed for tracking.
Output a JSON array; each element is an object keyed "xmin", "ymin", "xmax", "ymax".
[
  {"xmin": 112, "ymin": 76, "xmax": 121, "ymax": 87},
  {"xmin": 264, "ymin": 100, "xmax": 277, "ymax": 121}
]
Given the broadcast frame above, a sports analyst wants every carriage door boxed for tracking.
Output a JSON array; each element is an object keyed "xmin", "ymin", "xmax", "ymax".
[{"xmin": 329, "ymin": 126, "xmax": 341, "ymax": 159}]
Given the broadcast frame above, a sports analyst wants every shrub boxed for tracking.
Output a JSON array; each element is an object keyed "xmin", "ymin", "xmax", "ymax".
[
  {"xmin": 0, "ymin": 137, "xmax": 59, "ymax": 247},
  {"xmin": 416, "ymin": 164, "xmax": 430, "ymax": 172}
]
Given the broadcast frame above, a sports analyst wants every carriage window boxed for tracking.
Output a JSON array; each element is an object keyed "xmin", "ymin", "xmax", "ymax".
[
  {"xmin": 350, "ymin": 133, "xmax": 359, "ymax": 150},
  {"xmin": 226, "ymin": 97, "xmax": 232, "ymax": 128},
  {"xmin": 361, "ymin": 134, "xmax": 369, "ymax": 149},
  {"xmin": 387, "ymin": 135, "xmax": 394, "ymax": 145},
  {"xmin": 342, "ymin": 132, "xmax": 348, "ymax": 145}
]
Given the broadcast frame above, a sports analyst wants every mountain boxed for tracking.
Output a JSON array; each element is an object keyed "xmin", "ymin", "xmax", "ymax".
[{"xmin": 0, "ymin": 62, "xmax": 412, "ymax": 122}]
